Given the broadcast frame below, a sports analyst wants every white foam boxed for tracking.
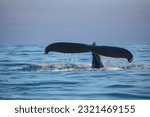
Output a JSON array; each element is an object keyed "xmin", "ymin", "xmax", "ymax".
[
  {"xmin": 101, "ymin": 66, "xmax": 123, "ymax": 71},
  {"xmin": 23, "ymin": 64, "xmax": 150, "ymax": 72}
]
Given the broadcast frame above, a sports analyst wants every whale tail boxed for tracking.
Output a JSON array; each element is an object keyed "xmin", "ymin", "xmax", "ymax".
[
  {"xmin": 44, "ymin": 42, "xmax": 133, "ymax": 63},
  {"xmin": 91, "ymin": 42, "xmax": 104, "ymax": 68}
]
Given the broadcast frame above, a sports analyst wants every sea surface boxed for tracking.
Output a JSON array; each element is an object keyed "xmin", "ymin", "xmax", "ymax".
[{"xmin": 0, "ymin": 45, "xmax": 150, "ymax": 100}]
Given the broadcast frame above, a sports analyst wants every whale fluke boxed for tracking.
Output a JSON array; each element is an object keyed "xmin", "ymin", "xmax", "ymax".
[
  {"xmin": 91, "ymin": 46, "xmax": 133, "ymax": 63},
  {"xmin": 44, "ymin": 42, "xmax": 133, "ymax": 63},
  {"xmin": 44, "ymin": 42, "xmax": 90, "ymax": 54}
]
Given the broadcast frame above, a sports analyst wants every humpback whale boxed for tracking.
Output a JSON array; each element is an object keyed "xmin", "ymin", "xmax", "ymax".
[{"xmin": 44, "ymin": 42, "xmax": 133, "ymax": 68}]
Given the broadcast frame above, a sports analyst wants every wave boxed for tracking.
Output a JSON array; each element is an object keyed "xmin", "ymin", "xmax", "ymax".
[{"xmin": 21, "ymin": 64, "xmax": 150, "ymax": 72}]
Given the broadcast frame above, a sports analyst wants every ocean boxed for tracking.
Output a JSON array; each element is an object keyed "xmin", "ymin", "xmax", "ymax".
[{"xmin": 0, "ymin": 45, "xmax": 150, "ymax": 100}]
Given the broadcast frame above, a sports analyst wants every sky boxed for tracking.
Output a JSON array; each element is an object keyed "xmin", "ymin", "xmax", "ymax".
[{"xmin": 0, "ymin": 0, "xmax": 150, "ymax": 44}]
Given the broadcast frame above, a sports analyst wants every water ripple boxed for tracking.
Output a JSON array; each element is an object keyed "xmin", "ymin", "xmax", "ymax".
[
  {"xmin": 106, "ymin": 84, "xmax": 134, "ymax": 88},
  {"xmin": 101, "ymin": 93, "xmax": 150, "ymax": 99}
]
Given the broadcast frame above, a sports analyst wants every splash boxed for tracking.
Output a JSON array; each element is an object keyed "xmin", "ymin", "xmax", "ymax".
[
  {"xmin": 122, "ymin": 64, "xmax": 150, "ymax": 70},
  {"xmin": 22, "ymin": 63, "xmax": 91, "ymax": 72},
  {"xmin": 21, "ymin": 64, "xmax": 150, "ymax": 72},
  {"xmin": 100, "ymin": 66, "xmax": 123, "ymax": 71}
]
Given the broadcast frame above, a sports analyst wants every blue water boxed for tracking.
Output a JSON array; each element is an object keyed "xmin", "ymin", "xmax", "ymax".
[{"xmin": 0, "ymin": 45, "xmax": 150, "ymax": 100}]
